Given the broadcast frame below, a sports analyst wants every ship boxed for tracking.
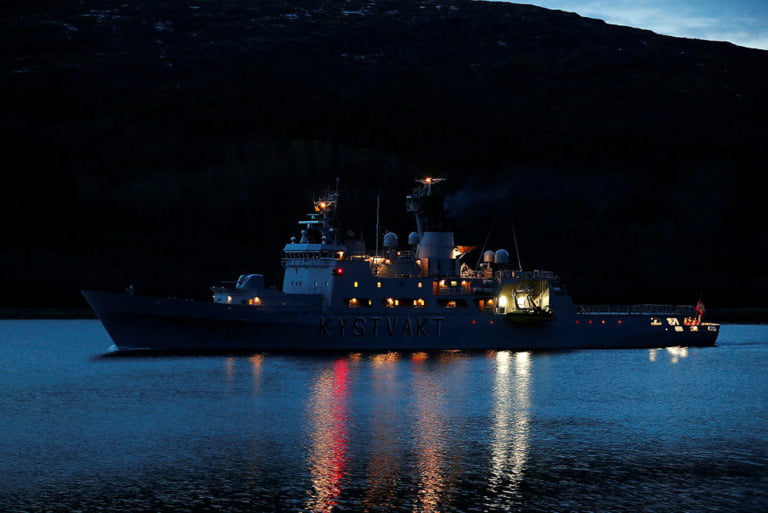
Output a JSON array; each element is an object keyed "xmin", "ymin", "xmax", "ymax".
[{"xmin": 83, "ymin": 178, "xmax": 719, "ymax": 353}]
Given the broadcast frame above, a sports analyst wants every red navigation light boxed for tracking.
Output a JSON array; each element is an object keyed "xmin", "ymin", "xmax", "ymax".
[{"xmin": 332, "ymin": 267, "xmax": 344, "ymax": 276}]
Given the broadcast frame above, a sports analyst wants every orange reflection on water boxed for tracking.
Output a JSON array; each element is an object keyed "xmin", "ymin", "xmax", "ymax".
[
  {"xmin": 249, "ymin": 354, "xmax": 263, "ymax": 393},
  {"xmin": 224, "ymin": 356, "xmax": 235, "ymax": 385},
  {"xmin": 223, "ymin": 355, "xmax": 264, "ymax": 392},
  {"xmin": 487, "ymin": 351, "xmax": 532, "ymax": 510},
  {"xmin": 306, "ymin": 359, "xmax": 350, "ymax": 513},
  {"xmin": 362, "ymin": 352, "xmax": 402, "ymax": 511},
  {"xmin": 371, "ymin": 352, "xmax": 400, "ymax": 366},
  {"xmin": 412, "ymin": 354, "xmax": 449, "ymax": 513}
]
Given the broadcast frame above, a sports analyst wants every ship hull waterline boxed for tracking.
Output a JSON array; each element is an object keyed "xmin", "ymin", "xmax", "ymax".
[{"xmin": 83, "ymin": 290, "xmax": 718, "ymax": 353}]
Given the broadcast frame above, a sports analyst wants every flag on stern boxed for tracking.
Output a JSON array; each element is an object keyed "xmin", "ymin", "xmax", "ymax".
[{"xmin": 695, "ymin": 300, "xmax": 706, "ymax": 321}]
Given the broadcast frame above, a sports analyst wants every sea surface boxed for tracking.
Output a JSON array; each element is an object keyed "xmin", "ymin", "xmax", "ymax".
[{"xmin": 1, "ymin": 321, "xmax": 766, "ymax": 512}]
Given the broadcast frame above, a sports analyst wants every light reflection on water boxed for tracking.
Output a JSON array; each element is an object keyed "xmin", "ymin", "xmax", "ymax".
[
  {"xmin": 412, "ymin": 352, "xmax": 451, "ymax": 512},
  {"xmin": 362, "ymin": 352, "xmax": 402, "ymax": 511},
  {"xmin": 487, "ymin": 351, "xmax": 531, "ymax": 511},
  {"xmin": 0, "ymin": 321, "xmax": 767, "ymax": 512},
  {"xmin": 249, "ymin": 354, "xmax": 264, "ymax": 393},
  {"xmin": 649, "ymin": 346, "xmax": 690, "ymax": 363},
  {"xmin": 306, "ymin": 359, "xmax": 350, "ymax": 513}
]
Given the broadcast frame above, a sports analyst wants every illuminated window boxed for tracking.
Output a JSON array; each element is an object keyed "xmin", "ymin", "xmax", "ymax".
[
  {"xmin": 438, "ymin": 298, "xmax": 468, "ymax": 308},
  {"xmin": 674, "ymin": 326, "xmax": 684, "ymax": 332},
  {"xmin": 345, "ymin": 298, "xmax": 372, "ymax": 307},
  {"xmin": 383, "ymin": 298, "xmax": 425, "ymax": 308},
  {"xmin": 248, "ymin": 297, "xmax": 262, "ymax": 306},
  {"xmin": 418, "ymin": 282, "xmax": 423, "ymax": 288},
  {"xmin": 377, "ymin": 282, "xmax": 382, "ymax": 288},
  {"xmin": 227, "ymin": 295, "xmax": 232, "ymax": 304},
  {"xmin": 353, "ymin": 281, "xmax": 359, "ymax": 288},
  {"xmin": 476, "ymin": 299, "xmax": 494, "ymax": 311}
]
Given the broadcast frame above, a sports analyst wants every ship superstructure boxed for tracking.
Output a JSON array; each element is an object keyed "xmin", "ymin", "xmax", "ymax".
[{"xmin": 83, "ymin": 179, "xmax": 719, "ymax": 352}]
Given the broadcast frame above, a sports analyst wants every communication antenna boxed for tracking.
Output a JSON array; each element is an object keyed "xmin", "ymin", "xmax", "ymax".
[
  {"xmin": 375, "ymin": 192, "xmax": 380, "ymax": 257},
  {"xmin": 512, "ymin": 221, "xmax": 523, "ymax": 271},
  {"xmin": 475, "ymin": 222, "xmax": 494, "ymax": 269}
]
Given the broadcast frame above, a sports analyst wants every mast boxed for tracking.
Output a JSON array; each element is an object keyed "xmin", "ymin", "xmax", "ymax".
[
  {"xmin": 406, "ymin": 176, "xmax": 447, "ymax": 237},
  {"xmin": 406, "ymin": 177, "xmax": 455, "ymax": 276},
  {"xmin": 512, "ymin": 222, "xmax": 523, "ymax": 272},
  {"xmin": 375, "ymin": 192, "xmax": 380, "ymax": 256}
]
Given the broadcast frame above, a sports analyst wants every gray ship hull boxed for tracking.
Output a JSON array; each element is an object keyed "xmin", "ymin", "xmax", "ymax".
[{"xmin": 83, "ymin": 290, "xmax": 719, "ymax": 353}]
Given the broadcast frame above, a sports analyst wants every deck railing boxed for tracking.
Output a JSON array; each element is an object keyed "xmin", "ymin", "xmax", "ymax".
[{"xmin": 577, "ymin": 304, "xmax": 696, "ymax": 315}]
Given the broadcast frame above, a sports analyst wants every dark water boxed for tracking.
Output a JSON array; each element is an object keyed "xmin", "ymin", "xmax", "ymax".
[{"xmin": 1, "ymin": 321, "xmax": 766, "ymax": 512}]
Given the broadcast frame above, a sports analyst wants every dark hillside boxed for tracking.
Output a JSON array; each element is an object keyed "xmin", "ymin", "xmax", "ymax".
[{"xmin": 2, "ymin": 0, "xmax": 767, "ymax": 307}]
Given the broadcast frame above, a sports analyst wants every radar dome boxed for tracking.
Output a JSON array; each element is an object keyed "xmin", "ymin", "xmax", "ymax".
[
  {"xmin": 408, "ymin": 232, "xmax": 421, "ymax": 245},
  {"xmin": 495, "ymin": 249, "xmax": 510, "ymax": 264},
  {"xmin": 383, "ymin": 232, "xmax": 398, "ymax": 248},
  {"xmin": 483, "ymin": 250, "xmax": 495, "ymax": 263},
  {"xmin": 236, "ymin": 274, "xmax": 265, "ymax": 290}
]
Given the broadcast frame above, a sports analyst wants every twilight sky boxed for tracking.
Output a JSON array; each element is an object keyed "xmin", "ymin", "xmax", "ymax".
[{"xmin": 493, "ymin": 0, "xmax": 768, "ymax": 50}]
